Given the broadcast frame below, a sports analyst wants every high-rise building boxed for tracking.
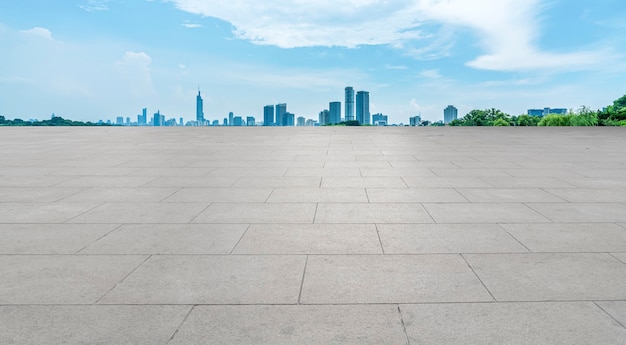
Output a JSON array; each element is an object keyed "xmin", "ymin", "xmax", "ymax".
[
  {"xmin": 263, "ymin": 105, "xmax": 274, "ymax": 126},
  {"xmin": 345, "ymin": 87, "xmax": 354, "ymax": 121},
  {"xmin": 116, "ymin": 116, "xmax": 124, "ymax": 125},
  {"xmin": 233, "ymin": 116, "xmax": 244, "ymax": 126},
  {"xmin": 329, "ymin": 101, "xmax": 341, "ymax": 124},
  {"xmin": 228, "ymin": 112, "xmax": 234, "ymax": 126},
  {"xmin": 247, "ymin": 116, "xmax": 255, "ymax": 126},
  {"xmin": 138, "ymin": 108, "xmax": 147, "ymax": 125},
  {"xmin": 297, "ymin": 116, "xmax": 305, "ymax": 126},
  {"xmin": 196, "ymin": 90, "xmax": 204, "ymax": 124},
  {"xmin": 153, "ymin": 110, "xmax": 163, "ymax": 126},
  {"xmin": 276, "ymin": 103, "xmax": 287, "ymax": 126},
  {"xmin": 444, "ymin": 105, "xmax": 458, "ymax": 124},
  {"xmin": 283, "ymin": 112, "xmax": 295, "ymax": 126},
  {"xmin": 319, "ymin": 110, "xmax": 330, "ymax": 126},
  {"xmin": 356, "ymin": 91, "xmax": 370, "ymax": 125},
  {"xmin": 372, "ymin": 113, "xmax": 388, "ymax": 126},
  {"xmin": 410, "ymin": 115, "xmax": 422, "ymax": 126}
]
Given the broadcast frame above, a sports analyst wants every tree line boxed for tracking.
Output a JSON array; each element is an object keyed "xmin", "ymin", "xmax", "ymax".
[
  {"xmin": 449, "ymin": 94, "xmax": 626, "ymax": 127},
  {"xmin": 0, "ymin": 115, "xmax": 111, "ymax": 126}
]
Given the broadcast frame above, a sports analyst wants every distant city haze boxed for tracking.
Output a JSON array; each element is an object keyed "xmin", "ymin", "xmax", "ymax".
[{"xmin": 0, "ymin": 1, "xmax": 624, "ymax": 123}]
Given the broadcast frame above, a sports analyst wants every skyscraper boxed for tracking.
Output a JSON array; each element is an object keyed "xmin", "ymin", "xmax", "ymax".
[
  {"xmin": 444, "ymin": 105, "xmax": 458, "ymax": 124},
  {"xmin": 228, "ymin": 112, "xmax": 234, "ymax": 126},
  {"xmin": 196, "ymin": 90, "xmax": 204, "ymax": 124},
  {"xmin": 345, "ymin": 87, "xmax": 354, "ymax": 121},
  {"xmin": 356, "ymin": 91, "xmax": 370, "ymax": 125},
  {"xmin": 329, "ymin": 101, "xmax": 341, "ymax": 124},
  {"xmin": 263, "ymin": 105, "xmax": 274, "ymax": 126},
  {"xmin": 296, "ymin": 116, "xmax": 305, "ymax": 126},
  {"xmin": 283, "ymin": 112, "xmax": 295, "ymax": 126},
  {"xmin": 276, "ymin": 103, "xmax": 287, "ymax": 126},
  {"xmin": 319, "ymin": 110, "xmax": 330, "ymax": 126}
]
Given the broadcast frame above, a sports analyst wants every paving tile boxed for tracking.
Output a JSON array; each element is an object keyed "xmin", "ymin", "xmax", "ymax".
[
  {"xmin": 54, "ymin": 176, "xmax": 158, "ymax": 187},
  {"xmin": 613, "ymin": 253, "xmax": 626, "ymax": 264},
  {"xmin": 465, "ymin": 253, "xmax": 626, "ymax": 301},
  {"xmin": 423, "ymin": 203, "xmax": 549, "ymax": 223},
  {"xmin": 324, "ymin": 161, "xmax": 391, "ymax": 168},
  {"xmin": 126, "ymin": 167, "xmax": 212, "ymax": 176},
  {"xmin": 0, "ymin": 255, "xmax": 147, "ymax": 304},
  {"xmin": 0, "ymin": 187, "xmax": 85, "ymax": 202},
  {"xmin": 560, "ymin": 177, "xmax": 626, "ymax": 188},
  {"xmin": 457, "ymin": 188, "xmax": 565, "ymax": 202},
  {"xmin": 285, "ymin": 167, "xmax": 361, "ymax": 176},
  {"xmin": 192, "ymin": 202, "xmax": 316, "ymax": 223},
  {"xmin": 315, "ymin": 203, "xmax": 434, "ymax": 223},
  {"xmin": 142, "ymin": 176, "xmax": 240, "ymax": 187},
  {"xmin": 232, "ymin": 176, "xmax": 321, "ymax": 188},
  {"xmin": 208, "ymin": 167, "xmax": 288, "ymax": 176},
  {"xmin": 0, "ymin": 305, "xmax": 190, "ymax": 345},
  {"xmin": 321, "ymin": 176, "xmax": 407, "ymax": 188},
  {"xmin": 0, "ymin": 224, "xmax": 118, "ymax": 254},
  {"xmin": 0, "ymin": 175, "xmax": 75, "ymax": 187},
  {"xmin": 233, "ymin": 224, "xmax": 381, "ymax": 254},
  {"xmin": 501, "ymin": 223, "xmax": 626, "ymax": 252},
  {"xmin": 401, "ymin": 302, "xmax": 626, "ymax": 345},
  {"xmin": 163, "ymin": 187, "xmax": 272, "ymax": 202},
  {"xmin": 402, "ymin": 176, "xmax": 493, "ymax": 188},
  {"xmin": 267, "ymin": 188, "xmax": 368, "ymax": 203},
  {"xmin": 367, "ymin": 188, "xmax": 467, "ymax": 202},
  {"xmin": 300, "ymin": 255, "xmax": 493, "ymax": 304},
  {"xmin": 481, "ymin": 177, "xmax": 576, "ymax": 188},
  {"xmin": 359, "ymin": 168, "xmax": 436, "ymax": 177},
  {"xmin": 0, "ymin": 203, "xmax": 99, "ymax": 223},
  {"xmin": 504, "ymin": 169, "xmax": 584, "ymax": 177},
  {"xmin": 378, "ymin": 224, "xmax": 528, "ymax": 254},
  {"xmin": 99, "ymin": 255, "xmax": 306, "ymax": 304},
  {"xmin": 432, "ymin": 168, "xmax": 511, "ymax": 177},
  {"xmin": 544, "ymin": 188, "xmax": 626, "ymax": 202},
  {"xmin": 59, "ymin": 187, "xmax": 179, "ymax": 203},
  {"xmin": 169, "ymin": 305, "xmax": 407, "ymax": 345},
  {"xmin": 81, "ymin": 224, "xmax": 247, "ymax": 254},
  {"xmin": 597, "ymin": 301, "xmax": 626, "ymax": 328},
  {"xmin": 68, "ymin": 202, "xmax": 209, "ymax": 224},
  {"xmin": 526, "ymin": 203, "xmax": 626, "ymax": 222}
]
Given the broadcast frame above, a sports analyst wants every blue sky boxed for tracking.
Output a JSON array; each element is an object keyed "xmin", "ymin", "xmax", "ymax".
[{"xmin": 1, "ymin": 0, "xmax": 625, "ymax": 124}]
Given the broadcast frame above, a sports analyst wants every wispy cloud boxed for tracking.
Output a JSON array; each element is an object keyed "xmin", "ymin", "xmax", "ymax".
[
  {"xmin": 182, "ymin": 20, "xmax": 202, "ymax": 28},
  {"xmin": 21, "ymin": 27, "xmax": 54, "ymax": 40},
  {"xmin": 165, "ymin": 0, "xmax": 616, "ymax": 72},
  {"xmin": 80, "ymin": 0, "xmax": 110, "ymax": 12},
  {"xmin": 417, "ymin": 69, "xmax": 441, "ymax": 79},
  {"xmin": 385, "ymin": 64, "xmax": 408, "ymax": 70}
]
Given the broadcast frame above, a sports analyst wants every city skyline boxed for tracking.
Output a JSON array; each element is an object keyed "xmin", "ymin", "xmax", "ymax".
[{"xmin": 1, "ymin": 1, "xmax": 625, "ymax": 124}]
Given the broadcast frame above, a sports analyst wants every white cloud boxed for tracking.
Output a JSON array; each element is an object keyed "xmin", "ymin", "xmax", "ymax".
[
  {"xmin": 21, "ymin": 27, "xmax": 54, "ymax": 40},
  {"xmin": 385, "ymin": 64, "xmax": 408, "ymax": 70},
  {"xmin": 182, "ymin": 23, "xmax": 203, "ymax": 28},
  {"xmin": 417, "ymin": 69, "xmax": 441, "ymax": 79},
  {"xmin": 80, "ymin": 0, "xmax": 110, "ymax": 12},
  {"xmin": 115, "ymin": 51, "xmax": 154, "ymax": 97},
  {"xmin": 166, "ymin": 0, "xmax": 613, "ymax": 72}
]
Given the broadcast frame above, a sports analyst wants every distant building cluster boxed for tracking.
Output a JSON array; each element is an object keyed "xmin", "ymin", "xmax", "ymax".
[{"xmin": 527, "ymin": 107, "xmax": 568, "ymax": 116}]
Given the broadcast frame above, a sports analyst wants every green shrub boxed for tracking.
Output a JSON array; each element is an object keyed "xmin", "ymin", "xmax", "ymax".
[{"xmin": 538, "ymin": 114, "xmax": 571, "ymax": 126}]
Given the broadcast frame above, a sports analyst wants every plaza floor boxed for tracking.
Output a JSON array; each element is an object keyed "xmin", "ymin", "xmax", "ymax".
[{"xmin": 1, "ymin": 126, "xmax": 626, "ymax": 344}]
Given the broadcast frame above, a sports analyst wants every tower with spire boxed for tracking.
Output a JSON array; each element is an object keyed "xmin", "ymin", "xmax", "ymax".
[{"xmin": 196, "ymin": 87, "xmax": 204, "ymax": 125}]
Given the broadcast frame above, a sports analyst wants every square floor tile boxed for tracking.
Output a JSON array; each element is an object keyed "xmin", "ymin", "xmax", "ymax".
[
  {"xmin": 169, "ymin": 305, "xmax": 407, "ymax": 345},
  {"xmin": 465, "ymin": 253, "xmax": 626, "ymax": 301},
  {"xmin": 501, "ymin": 223, "xmax": 626, "ymax": 252},
  {"xmin": 300, "ymin": 255, "xmax": 493, "ymax": 303},
  {"xmin": 401, "ymin": 302, "xmax": 626, "ymax": 345},
  {"xmin": 0, "ymin": 305, "xmax": 190, "ymax": 345},
  {"xmin": 0, "ymin": 255, "xmax": 147, "ymax": 304},
  {"xmin": 99, "ymin": 255, "xmax": 306, "ymax": 304},
  {"xmin": 233, "ymin": 224, "xmax": 381, "ymax": 254},
  {"xmin": 378, "ymin": 224, "xmax": 528, "ymax": 254},
  {"xmin": 80, "ymin": 224, "xmax": 248, "ymax": 254}
]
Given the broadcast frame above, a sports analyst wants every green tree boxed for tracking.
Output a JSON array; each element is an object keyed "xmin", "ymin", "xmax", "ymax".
[
  {"xmin": 493, "ymin": 118, "xmax": 510, "ymax": 126},
  {"xmin": 538, "ymin": 114, "xmax": 571, "ymax": 126}
]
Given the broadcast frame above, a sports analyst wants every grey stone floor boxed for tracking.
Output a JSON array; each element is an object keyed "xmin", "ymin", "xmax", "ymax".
[{"xmin": 1, "ymin": 126, "xmax": 626, "ymax": 344}]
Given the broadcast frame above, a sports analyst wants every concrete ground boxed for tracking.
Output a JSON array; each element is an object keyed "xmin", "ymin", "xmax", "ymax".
[{"xmin": 1, "ymin": 126, "xmax": 626, "ymax": 344}]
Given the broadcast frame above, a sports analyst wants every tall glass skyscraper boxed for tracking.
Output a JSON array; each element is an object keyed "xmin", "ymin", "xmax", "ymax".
[
  {"xmin": 228, "ymin": 112, "xmax": 234, "ymax": 126},
  {"xmin": 356, "ymin": 91, "xmax": 370, "ymax": 125},
  {"xmin": 329, "ymin": 101, "xmax": 341, "ymax": 124},
  {"xmin": 263, "ymin": 105, "xmax": 274, "ymax": 126},
  {"xmin": 444, "ymin": 105, "xmax": 458, "ymax": 124},
  {"xmin": 276, "ymin": 103, "xmax": 287, "ymax": 126},
  {"xmin": 345, "ymin": 87, "xmax": 354, "ymax": 121},
  {"xmin": 196, "ymin": 90, "xmax": 204, "ymax": 124}
]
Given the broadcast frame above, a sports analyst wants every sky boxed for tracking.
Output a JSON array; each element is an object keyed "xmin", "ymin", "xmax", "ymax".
[{"xmin": 1, "ymin": 0, "xmax": 625, "ymax": 124}]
